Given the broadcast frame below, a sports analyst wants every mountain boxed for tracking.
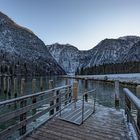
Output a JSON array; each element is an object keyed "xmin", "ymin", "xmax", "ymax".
[
  {"xmin": 47, "ymin": 43, "xmax": 92, "ymax": 74},
  {"xmin": 88, "ymin": 36, "xmax": 140, "ymax": 66},
  {"xmin": 0, "ymin": 11, "xmax": 65, "ymax": 75},
  {"xmin": 48, "ymin": 36, "xmax": 140, "ymax": 74}
]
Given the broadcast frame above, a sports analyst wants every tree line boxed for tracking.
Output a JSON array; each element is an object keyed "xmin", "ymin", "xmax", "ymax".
[{"xmin": 76, "ymin": 61, "xmax": 140, "ymax": 75}]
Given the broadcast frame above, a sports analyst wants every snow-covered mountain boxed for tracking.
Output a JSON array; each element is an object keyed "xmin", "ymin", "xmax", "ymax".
[
  {"xmin": 88, "ymin": 36, "xmax": 140, "ymax": 66},
  {"xmin": 48, "ymin": 36, "xmax": 140, "ymax": 74},
  {"xmin": 0, "ymin": 11, "xmax": 65, "ymax": 75},
  {"xmin": 47, "ymin": 43, "xmax": 92, "ymax": 74}
]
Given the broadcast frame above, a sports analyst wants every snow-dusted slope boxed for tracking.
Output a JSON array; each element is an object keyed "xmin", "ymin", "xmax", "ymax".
[
  {"xmin": 48, "ymin": 36, "xmax": 140, "ymax": 74},
  {"xmin": 48, "ymin": 43, "xmax": 81, "ymax": 73},
  {"xmin": 123, "ymin": 40, "xmax": 140, "ymax": 62},
  {"xmin": 0, "ymin": 11, "xmax": 65, "ymax": 75},
  {"xmin": 88, "ymin": 37, "xmax": 140, "ymax": 66}
]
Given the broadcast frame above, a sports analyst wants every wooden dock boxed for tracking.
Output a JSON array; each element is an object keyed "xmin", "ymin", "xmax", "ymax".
[
  {"xmin": 0, "ymin": 80, "xmax": 140, "ymax": 140},
  {"xmin": 25, "ymin": 105, "xmax": 130, "ymax": 140},
  {"xmin": 61, "ymin": 75, "xmax": 139, "ymax": 86}
]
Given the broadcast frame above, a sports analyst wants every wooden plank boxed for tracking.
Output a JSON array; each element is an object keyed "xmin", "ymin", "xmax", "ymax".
[{"xmin": 25, "ymin": 105, "xmax": 129, "ymax": 140}]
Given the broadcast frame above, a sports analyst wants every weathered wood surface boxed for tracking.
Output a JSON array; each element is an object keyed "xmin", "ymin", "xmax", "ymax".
[{"xmin": 25, "ymin": 106, "xmax": 130, "ymax": 140}]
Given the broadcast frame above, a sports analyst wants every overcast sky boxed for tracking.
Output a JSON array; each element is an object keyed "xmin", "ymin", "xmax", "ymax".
[{"xmin": 0, "ymin": 0, "xmax": 140, "ymax": 50}]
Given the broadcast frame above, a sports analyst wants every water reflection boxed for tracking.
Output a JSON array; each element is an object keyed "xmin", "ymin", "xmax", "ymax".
[{"xmin": 0, "ymin": 76, "xmax": 136, "ymax": 109}]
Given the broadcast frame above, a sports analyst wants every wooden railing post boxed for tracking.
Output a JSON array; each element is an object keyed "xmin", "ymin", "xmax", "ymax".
[
  {"xmin": 68, "ymin": 86, "xmax": 72, "ymax": 103},
  {"xmin": 73, "ymin": 81, "xmax": 78, "ymax": 108},
  {"xmin": 115, "ymin": 80, "xmax": 119, "ymax": 107},
  {"xmin": 56, "ymin": 90, "xmax": 60, "ymax": 112},
  {"xmin": 84, "ymin": 78, "xmax": 88, "ymax": 102},
  {"xmin": 65, "ymin": 78, "xmax": 68, "ymax": 105},
  {"xmin": 125, "ymin": 95, "xmax": 131, "ymax": 122},
  {"xmin": 49, "ymin": 80, "xmax": 55, "ymax": 115},
  {"xmin": 137, "ymin": 111, "xmax": 140, "ymax": 129},
  {"xmin": 20, "ymin": 78, "xmax": 26, "ymax": 135},
  {"xmin": 32, "ymin": 78, "xmax": 36, "ymax": 115}
]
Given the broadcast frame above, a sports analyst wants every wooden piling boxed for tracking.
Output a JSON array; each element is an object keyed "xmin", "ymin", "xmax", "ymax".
[
  {"xmin": 115, "ymin": 80, "xmax": 120, "ymax": 107},
  {"xmin": 40, "ymin": 77, "xmax": 43, "ymax": 91},
  {"xmin": 7, "ymin": 77, "xmax": 11, "ymax": 98},
  {"xmin": 14, "ymin": 78, "xmax": 17, "ymax": 98},
  {"xmin": 3, "ymin": 77, "xmax": 7, "ymax": 94},
  {"xmin": 21, "ymin": 78, "xmax": 25, "ymax": 95},
  {"xmin": 20, "ymin": 78, "xmax": 26, "ymax": 135},
  {"xmin": 73, "ymin": 81, "xmax": 78, "ymax": 108},
  {"xmin": 49, "ymin": 80, "xmax": 55, "ymax": 115}
]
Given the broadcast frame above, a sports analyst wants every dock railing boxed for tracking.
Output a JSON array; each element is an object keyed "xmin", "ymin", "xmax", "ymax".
[
  {"xmin": 0, "ymin": 85, "xmax": 72, "ymax": 140},
  {"xmin": 123, "ymin": 88, "xmax": 140, "ymax": 139},
  {"xmin": 81, "ymin": 89, "xmax": 96, "ymax": 124}
]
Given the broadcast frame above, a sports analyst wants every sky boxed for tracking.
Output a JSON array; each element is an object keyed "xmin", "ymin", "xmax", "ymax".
[{"xmin": 0, "ymin": 0, "xmax": 140, "ymax": 50}]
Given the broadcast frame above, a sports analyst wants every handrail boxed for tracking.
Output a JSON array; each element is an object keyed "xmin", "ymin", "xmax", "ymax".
[
  {"xmin": 0, "ymin": 85, "xmax": 71, "ymax": 106},
  {"xmin": 123, "ymin": 88, "xmax": 140, "ymax": 139},
  {"xmin": 83, "ymin": 89, "xmax": 96, "ymax": 96},
  {"xmin": 0, "ymin": 85, "xmax": 72, "ymax": 140},
  {"xmin": 123, "ymin": 88, "xmax": 140, "ymax": 110},
  {"xmin": 81, "ymin": 89, "xmax": 96, "ymax": 124}
]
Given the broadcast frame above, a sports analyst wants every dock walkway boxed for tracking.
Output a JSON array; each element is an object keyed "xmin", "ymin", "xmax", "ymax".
[{"xmin": 25, "ymin": 105, "xmax": 130, "ymax": 140}]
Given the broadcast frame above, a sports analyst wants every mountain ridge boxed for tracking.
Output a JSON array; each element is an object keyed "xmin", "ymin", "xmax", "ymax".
[{"xmin": 48, "ymin": 36, "xmax": 140, "ymax": 74}]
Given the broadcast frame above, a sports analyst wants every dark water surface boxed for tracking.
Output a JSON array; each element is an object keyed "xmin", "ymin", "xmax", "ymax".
[{"xmin": 0, "ymin": 76, "xmax": 136, "ymax": 107}]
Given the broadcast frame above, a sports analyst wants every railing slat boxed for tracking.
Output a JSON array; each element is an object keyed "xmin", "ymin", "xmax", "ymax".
[
  {"xmin": 0, "ymin": 85, "xmax": 72, "ymax": 139},
  {"xmin": 0, "ymin": 93, "xmax": 64, "ymax": 123},
  {"xmin": 0, "ymin": 102, "xmax": 61, "ymax": 139}
]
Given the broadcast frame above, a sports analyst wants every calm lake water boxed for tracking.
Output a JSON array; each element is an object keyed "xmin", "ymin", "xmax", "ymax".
[
  {"xmin": 0, "ymin": 76, "xmax": 136, "ymax": 107},
  {"xmin": 0, "ymin": 76, "xmax": 137, "ymax": 139}
]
